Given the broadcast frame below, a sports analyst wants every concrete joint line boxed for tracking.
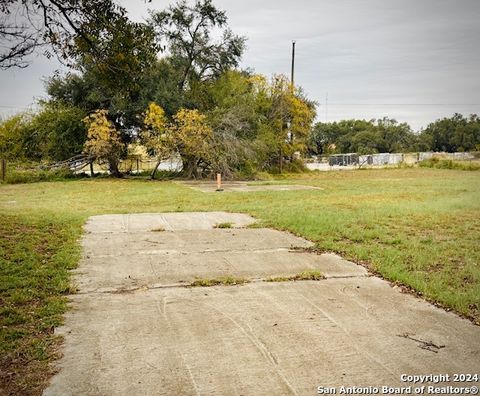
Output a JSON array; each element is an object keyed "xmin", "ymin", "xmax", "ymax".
[
  {"xmin": 73, "ymin": 274, "xmax": 371, "ymax": 296},
  {"xmin": 84, "ymin": 247, "xmax": 298, "ymax": 259}
]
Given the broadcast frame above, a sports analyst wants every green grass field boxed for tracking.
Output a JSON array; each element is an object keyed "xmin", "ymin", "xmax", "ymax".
[{"xmin": 1, "ymin": 168, "xmax": 479, "ymax": 394}]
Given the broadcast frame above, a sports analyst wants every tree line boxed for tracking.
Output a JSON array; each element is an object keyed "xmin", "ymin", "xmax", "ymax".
[
  {"xmin": 308, "ymin": 114, "xmax": 480, "ymax": 156},
  {"xmin": 1, "ymin": 0, "xmax": 479, "ymax": 178}
]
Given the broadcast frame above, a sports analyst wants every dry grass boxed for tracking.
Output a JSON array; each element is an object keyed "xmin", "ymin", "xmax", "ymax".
[
  {"xmin": 266, "ymin": 270, "xmax": 325, "ymax": 282},
  {"xmin": 189, "ymin": 276, "xmax": 248, "ymax": 287}
]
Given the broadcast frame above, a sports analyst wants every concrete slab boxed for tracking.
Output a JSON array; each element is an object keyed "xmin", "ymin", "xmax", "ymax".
[
  {"xmin": 44, "ymin": 213, "xmax": 480, "ymax": 396},
  {"xmin": 81, "ymin": 228, "xmax": 313, "ymax": 257},
  {"xmin": 77, "ymin": 227, "xmax": 364, "ymax": 292},
  {"xmin": 84, "ymin": 212, "xmax": 256, "ymax": 233},
  {"xmin": 46, "ymin": 280, "xmax": 480, "ymax": 396},
  {"xmin": 179, "ymin": 181, "xmax": 322, "ymax": 193},
  {"xmin": 74, "ymin": 251, "xmax": 367, "ymax": 292}
]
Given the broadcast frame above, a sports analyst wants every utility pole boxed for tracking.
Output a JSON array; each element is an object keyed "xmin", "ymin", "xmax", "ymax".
[
  {"xmin": 291, "ymin": 40, "xmax": 296, "ymax": 88},
  {"xmin": 288, "ymin": 40, "xmax": 296, "ymax": 147}
]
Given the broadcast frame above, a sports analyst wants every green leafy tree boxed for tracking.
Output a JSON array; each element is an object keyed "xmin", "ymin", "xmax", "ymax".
[
  {"xmin": 309, "ymin": 118, "xmax": 417, "ymax": 155},
  {"xmin": 204, "ymin": 71, "xmax": 259, "ymax": 176},
  {"xmin": 350, "ymin": 129, "xmax": 381, "ymax": 154},
  {"xmin": 420, "ymin": 113, "xmax": 480, "ymax": 152},
  {"xmin": 376, "ymin": 117, "xmax": 415, "ymax": 153},
  {"xmin": 149, "ymin": 0, "xmax": 246, "ymax": 91},
  {"xmin": 76, "ymin": 14, "xmax": 158, "ymax": 127},
  {"xmin": 308, "ymin": 122, "xmax": 342, "ymax": 155},
  {"xmin": 0, "ymin": 113, "xmax": 30, "ymax": 160},
  {"xmin": 28, "ymin": 102, "xmax": 87, "ymax": 161},
  {"xmin": 139, "ymin": 59, "xmax": 188, "ymax": 117},
  {"xmin": 45, "ymin": 13, "xmax": 158, "ymax": 135}
]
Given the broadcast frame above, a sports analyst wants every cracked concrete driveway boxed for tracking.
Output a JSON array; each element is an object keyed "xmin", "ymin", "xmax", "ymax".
[{"xmin": 44, "ymin": 213, "xmax": 480, "ymax": 396}]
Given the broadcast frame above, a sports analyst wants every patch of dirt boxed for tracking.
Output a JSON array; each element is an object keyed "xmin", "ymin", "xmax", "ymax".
[{"xmin": 0, "ymin": 334, "xmax": 62, "ymax": 396}]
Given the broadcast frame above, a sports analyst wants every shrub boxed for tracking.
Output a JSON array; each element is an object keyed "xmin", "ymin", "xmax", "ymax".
[
  {"xmin": 3, "ymin": 167, "xmax": 78, "ymax": 184},
  {"xmin": 419, "ymin": 159, "xmax": 480, "ymax": 171}
]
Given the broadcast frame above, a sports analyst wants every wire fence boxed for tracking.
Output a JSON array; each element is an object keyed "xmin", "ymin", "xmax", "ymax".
[
  {"xmin": 82, "ymin": 157, "xmax": 182, "ymax": 175},
  {"xmin": 305, "ymin": 152, "xmax": 477, "ymax": 171}
]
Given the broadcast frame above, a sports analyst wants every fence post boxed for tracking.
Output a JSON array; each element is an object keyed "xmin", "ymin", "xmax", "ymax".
[
  {"xmin": 216, "ymin": 173, "xmax": 223, "ymax": 191},
  {"xmin": 1, "ymin": 159, "xmax": 6, "ymax": 181}
]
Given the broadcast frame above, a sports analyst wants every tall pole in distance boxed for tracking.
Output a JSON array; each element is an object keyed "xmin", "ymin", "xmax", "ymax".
[
  {"xmin": 289, "ymin": 40, "xmax": 296, "ymax": 146},
  {"xmin": 291, "ymin": 40, "xmax": 296, "ymax": 88}
]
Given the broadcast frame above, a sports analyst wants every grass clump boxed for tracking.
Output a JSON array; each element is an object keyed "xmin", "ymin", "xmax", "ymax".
[
  {"xmin": 189, "ymin": 276, "xmax": 248, "ymax": 287},
  {"xmin": 214, "ymin": 222, "xmax": 233, "ymax": 229},
  {"xmin": 266, "ymin": 270, "xmax": 324, "ymax": 282},
  {"xmin": 293, "ymin": 270, "xmax": 325, "ymax": 280}
]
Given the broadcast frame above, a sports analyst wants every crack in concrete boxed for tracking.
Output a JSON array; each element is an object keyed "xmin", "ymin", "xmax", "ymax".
[
  {"xmin": 73, "ymin": 274, "xmax": 370, "ymax": 295},
  {"xmin": 398, "ymin": 333, "xmax": 446, "ymax": 353},
  {"xmin": 83, "ymin": 247, "xmax": 302, "ymax": 259}
]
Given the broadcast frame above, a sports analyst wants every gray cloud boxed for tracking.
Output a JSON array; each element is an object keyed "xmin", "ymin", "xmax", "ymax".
[{"xmin": 1, "ymin": 0, "xmax": 479, "ymax": 130}]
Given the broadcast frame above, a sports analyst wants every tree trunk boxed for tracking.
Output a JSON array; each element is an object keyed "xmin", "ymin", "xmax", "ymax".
[
  {"xmin": 279, "ymin": 147, "xmax": 283, "ymax": 174},
  {"xmin": 182, "ymin": 157, "xmax": 198, "ymax": 179},
  {"xmin": 151, "ymin": 159, "xmax": 162, "ymax": 180},
  {"xmin": 279, "ymin": 123, "xmax": 284, "ymax": 173},
  {"xmin": 109, "ymin": 159, "xmax": 122, "ymax": 178}
]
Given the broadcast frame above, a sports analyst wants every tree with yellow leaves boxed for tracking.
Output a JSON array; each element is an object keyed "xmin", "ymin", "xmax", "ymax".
[
  {"xmin": 142, "ymin": 104, "xmax": 213, "ymax": 178},
  {"xmin": 168, "ymin": 108, "xmax": 213, "ymax": 179},
  {"xmin": 142, "ymin": 102, "xmax": 173, "ymax": 179},
  {"xmin": 289, "ymin": 92, "xmax": 316, "ymax": 152},
  {"xmin": 83, "ymin": 110, "xmax": 125, "ymax": 177},
  {"xmin": 254, "ymin": 74, "xmax": 316, "ymax": 172}
]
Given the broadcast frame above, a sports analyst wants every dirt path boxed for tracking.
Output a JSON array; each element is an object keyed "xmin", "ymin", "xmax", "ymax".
[{"xmin": 44, "ymin": 213, "xmax": 480, "ymax": 396}]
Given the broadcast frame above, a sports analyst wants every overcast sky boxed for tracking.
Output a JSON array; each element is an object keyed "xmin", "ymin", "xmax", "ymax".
[{"xmin": 1, "ymin": 0, "xmax": 479, "ymax": 130}]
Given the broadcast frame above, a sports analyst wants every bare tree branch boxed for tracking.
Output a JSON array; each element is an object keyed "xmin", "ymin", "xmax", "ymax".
[{"xmin": 0, "ymin": 0, "xmax": 124, "ymax": 69}]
